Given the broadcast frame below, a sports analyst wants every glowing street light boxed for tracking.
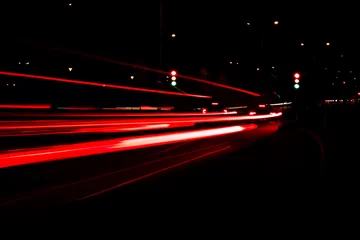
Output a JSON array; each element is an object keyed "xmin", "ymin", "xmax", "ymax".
[
  {"xmin": 171, "ymin": 33, "xmax": 176, "ymax": 38},
  {"xmin": 326, "ymin": 42, "xmax": 330, "ymax": 46},
  {"xmin": 274, "ymin": 20, "xmax": 279, "ymax": 25},
  {"xmin": 130, "ymin": 76, "xmax": 134, "ymax": 80},
  {"xmin": 68, "ymin": 67, "xmax": 73, "ymax": 72},
  {"xmin": 301, "ymin": 43, "xmax": 305, "ymax": 46}
]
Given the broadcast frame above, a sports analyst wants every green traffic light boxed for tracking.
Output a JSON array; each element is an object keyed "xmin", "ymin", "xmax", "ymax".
[
  {"xmin": 171, "ymin": 81, "xmax": 177, "ymax": 86},
  {"xmin": 294, "ymin": 83, "xmax": 300, "ymax": 89}
]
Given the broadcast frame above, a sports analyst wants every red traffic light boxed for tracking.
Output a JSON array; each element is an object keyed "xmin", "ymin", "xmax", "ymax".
[
  {"xmin": 294, "ymin": 73, "xmax": 300, "ymax": 79},
  {"xmin": 170, "ymin": 70, "xmax": 177, "ymax": 76}
]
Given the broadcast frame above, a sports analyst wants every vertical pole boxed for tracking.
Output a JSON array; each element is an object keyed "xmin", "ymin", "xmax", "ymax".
[{"xmin": 159, "ymin": 1, "xmax": 163, "ymax": 72}]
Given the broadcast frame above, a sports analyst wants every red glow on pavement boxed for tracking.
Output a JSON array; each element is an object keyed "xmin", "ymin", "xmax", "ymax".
[
  {"xmin": 0, "ymin": 71, "xmax": 211, "ymax": 99},
  {"xmin": 0, "ymin": 124, "xmax": 256, "ymax": 169},
  {"xmin": 0, "ymin": 104, "xmax": 51, "ymax": 109},
  {"xmin": 51, "ymin": 48, "xmax": 261, "ymax": 96}
]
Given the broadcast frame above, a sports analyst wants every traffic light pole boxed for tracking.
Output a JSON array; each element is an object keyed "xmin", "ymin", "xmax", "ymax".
[{"xmin": 159, "ymin": 1, "xmax": 163, "ymax": 72}]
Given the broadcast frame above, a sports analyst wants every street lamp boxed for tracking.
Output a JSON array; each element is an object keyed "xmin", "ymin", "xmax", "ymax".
[
  {"xmin": 130, "ymin": 76, "xmax": 134, "ymax": 80},
  {"xmin": 301, "ymin": 43, "xmax": 304, "ymax": 46},
  {"xmin": 171, "ymin": 33, "xmax": 176, "ymax": 38},
  {"xmin": 326, "ymin": 42, "xmax": 330, "ymax": 46},
  {"xmin": 274, "ymin": 20, "xmax": 279, "ymax": 25}
]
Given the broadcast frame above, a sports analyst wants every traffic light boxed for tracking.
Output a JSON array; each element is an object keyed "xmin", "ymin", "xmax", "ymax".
[
  {"xmin": 294, "ymin": 72, "xmax": 301, "ymax": 89},
  {"xmin": 170, "ymin": 70, "xmax": 177, "ymax": 86}
]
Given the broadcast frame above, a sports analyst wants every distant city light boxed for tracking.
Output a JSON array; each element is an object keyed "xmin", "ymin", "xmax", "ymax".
[
  {"xmin": 130, "ymin": 76, "xmax": 134, "ymax": 80},
  {"xmin": 274, "ymin": 21, "xmax": 279, "ymax": 25},
  {"xmin": 171, "ymin": 33, "xmax": 176, "ymax": 38},
  {"xmin": 350, "ymin": 71, "xmax": 353, "ymax": 73},
  {"xmin": 25, "ymin": 62, "xmax": 29, "ymax": 65},
  {"xmin": 236, "ymin": 62, "xmax": 239, "ymax": 65},
  {"xmin": 341, "ymin": 54, "xmax": 344, "ymax": 58},
  {"xmin": 69, "ymin": 3, "xmax": 72, "ymax": 6},
  {"xmin": 354, "ymin": 78, "xmax": 357, "ymax": 80},
  {"xmin": 301, "ymin": 43, "xmax": 304, "ymax": 46},
  {"xmin": 18, "ymin": 62, "xmax": 21, "ymax": 64},
  {"xmin": 230, "ymin": 62, "xmax": 232, "ymax": 64},
  {"xmin": 332, "ymin": 83, "xmax": 335, "ymax": 86},
  {"xmin": 326, "ymin": 42, "xmax": 330, "ymax": 46},
  {"xmin": 13, "ymin": 84, "xmax": 15, "ymax": 86},
  {"xmin": 256, "ymin": 68, "xmax": 260, "ymax": 71},
  {"xmin": 272, "ymin": 66, "xmax": 275, "ymax": 69},
  {"xmin": 68, "ymin": 67, "xmax": 73, "ymax": 72},
  {"xmin": 246, "ymin": 22, "xmax": 250, "ymax": 26},
  {"xmin": 343, "ymin": 81, "xmax": 346, "ymax": 84}
]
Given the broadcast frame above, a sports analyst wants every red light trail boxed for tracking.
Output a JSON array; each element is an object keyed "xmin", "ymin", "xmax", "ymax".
[
  {"xmin": 0, "ymin": 112, "xmax": 281, "ymax": 132},
  {"xmin": 0, "ymin": 110, "xmax": 238, "ymax": 118},
  {"xmin": 52, "ymin": 48, "xmax": 261, "ymax": 97},
  {"xmin": 0, "ymin": 71, "xmax": 211, "ymax": 99},
  {"xmin": 0, "ymin": 104, "xmax": 51, "ymax": 109},
  {"xmin": 0, "ymin": 124, "xmax": 257, "ymax": 169}
]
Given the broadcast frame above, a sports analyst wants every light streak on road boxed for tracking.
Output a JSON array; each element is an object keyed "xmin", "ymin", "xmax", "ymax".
[
  {"xmin": 0, "ymin": 112, "xmax": 282, "ymax": 133},
  {"xmin": 0, "ymin": 104, "xmax": 51, "ymax": 109},
  {"xmin": 0, "ymin": 124, "xmax": 257, "ymax": 169},
  {"xmin": 52, "ymin": 48, "xmax": 261, "ymax": 96},
  {"xmin": 0, "ymin": 111, "xmax": 238, "ymax": 118},
  {"xmin": 0, "ymin": 71, "xmax": 211, "ymax": 99}
]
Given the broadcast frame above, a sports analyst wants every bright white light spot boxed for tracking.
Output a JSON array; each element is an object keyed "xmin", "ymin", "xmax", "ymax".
[{"xmin": 130, "ymin": 76, "xmax": 134, "ymax": 80}]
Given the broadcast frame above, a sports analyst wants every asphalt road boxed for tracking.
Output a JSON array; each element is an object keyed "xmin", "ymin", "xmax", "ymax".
[{"xmin": 0, "ymin": 121, "xmax": 279, "ymax": 215}]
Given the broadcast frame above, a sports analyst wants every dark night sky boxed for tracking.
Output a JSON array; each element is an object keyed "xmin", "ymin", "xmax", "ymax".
[{"xmin": 1, "ymin": 1, "xmax": 359, "ymax": 105}]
